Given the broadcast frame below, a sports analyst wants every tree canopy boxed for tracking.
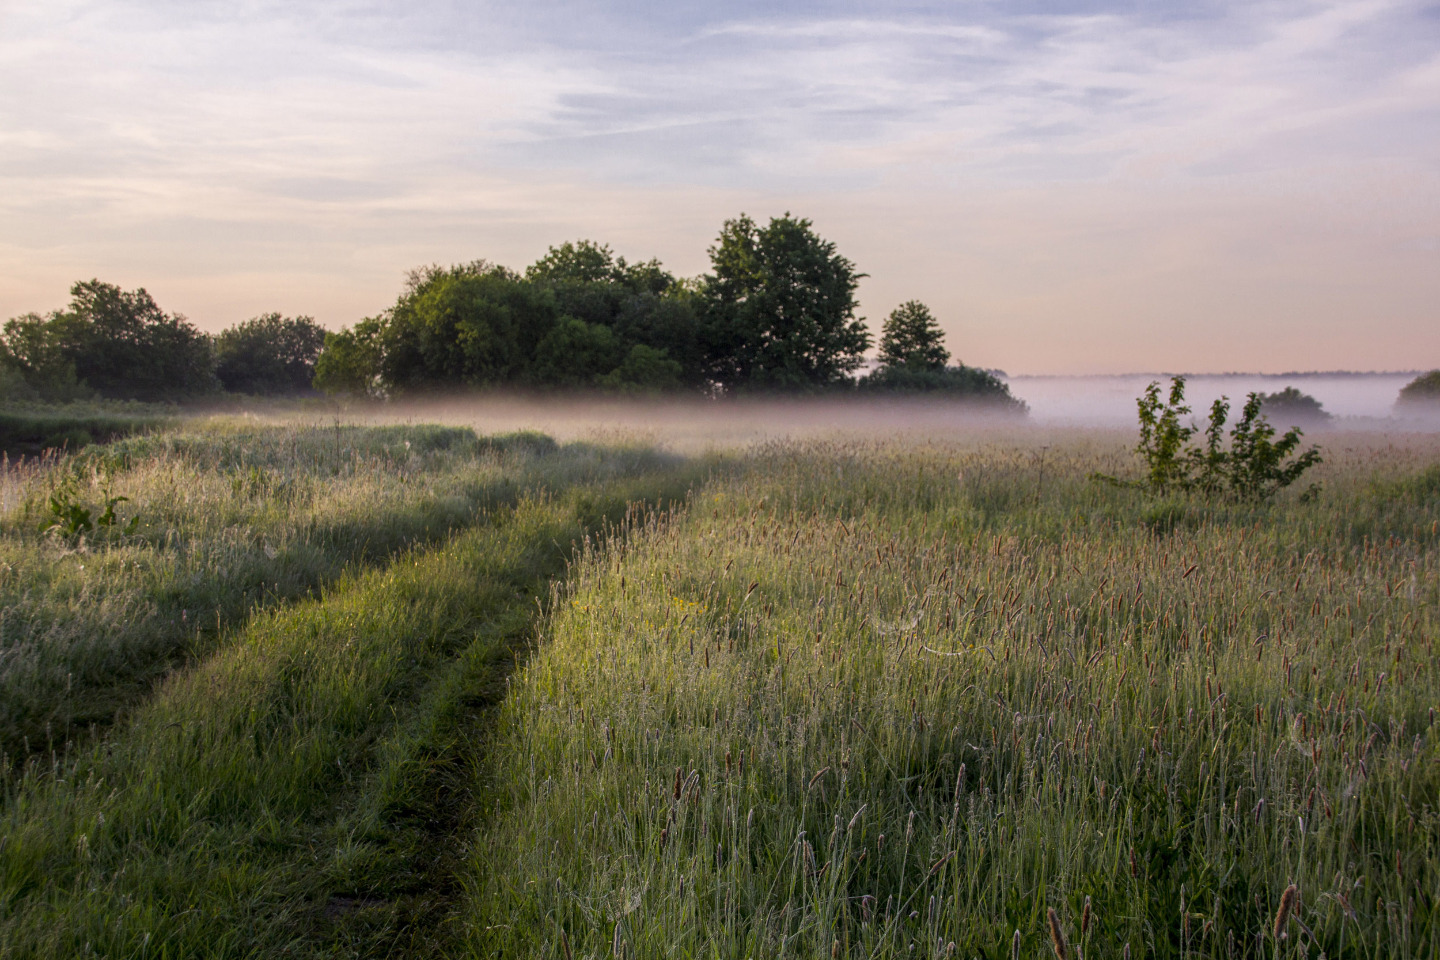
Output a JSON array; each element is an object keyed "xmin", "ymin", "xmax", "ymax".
[
  {"xmin": 1255, "ymin": 386, "xmax": 1331, "ymax": 428},
  {"xmin": 1, "ymin": 281, "xmax": 217, "ymax": 401},
  {"xmin": 699, "ymin": 214, "xmax": 870, "ymax": 391},
  {"xmin": 4, "ymin": 214, "xmax": 1026, "ymax": 409},
  {"xmin": 215, "ymin": 314, "xmax": 327, "ymax": 395},
  {"xmin": 877, "ymin": 300, "xmax": 950, "ymax": 372}
]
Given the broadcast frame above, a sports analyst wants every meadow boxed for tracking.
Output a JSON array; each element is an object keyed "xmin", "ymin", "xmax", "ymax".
[{"xmin": 0, "ymin": 410, "xmax": 1435, "ymax": 959}]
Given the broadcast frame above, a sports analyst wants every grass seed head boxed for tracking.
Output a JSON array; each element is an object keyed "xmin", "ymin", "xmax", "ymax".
[
  {"xmin": 1048, "ymin": 907, "xmax": 1069, "ymax": 960},
  {"xmin": 1274, "ymin": 884, "xmax": 1299, "ymax": 940}
]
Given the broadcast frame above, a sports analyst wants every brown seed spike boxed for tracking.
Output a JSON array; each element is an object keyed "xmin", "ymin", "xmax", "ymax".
[
  {"xmin": 673, "ymin": 766, "xmax": 682, "ymax": 800},
  {"xmin": 1273, "ymin": 884, "xmax": 1298, "ymax": 940},
  {"xmin": 1047, "ymin": 907, "xmax": 1069, "ymax": 960},
  {"xmin": 1011, "ymin": 929, "xmax": 1021, "ymax": 960},
  {"xmin": 1081, "ymin": 895, "xmax": 1091, "ymax": 936}
]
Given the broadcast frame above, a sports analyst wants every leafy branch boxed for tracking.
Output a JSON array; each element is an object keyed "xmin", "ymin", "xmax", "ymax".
[{"xmin": 1097, "ymin": 376, "xmax": 1322, "ymax": 501}]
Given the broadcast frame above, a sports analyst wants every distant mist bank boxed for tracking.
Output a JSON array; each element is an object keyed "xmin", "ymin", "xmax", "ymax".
[{"xmin": 1006, "ymin": 372, "xmax": 1430, "ymax": 426}]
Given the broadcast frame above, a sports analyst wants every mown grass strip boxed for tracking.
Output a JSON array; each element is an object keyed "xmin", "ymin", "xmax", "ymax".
[{"xmin": 0, "ymin": 462, "xmax": 698, "ymax": 958}]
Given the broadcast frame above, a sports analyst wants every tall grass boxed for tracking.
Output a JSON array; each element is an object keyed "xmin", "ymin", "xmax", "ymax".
[
  {"xmin": 0, "ymin": 418, "xmax": 665, "ymax": 762},
  {"xmin": 463, "ymin": 436, "xmax": 1440, "ymax": 959},
  {"xmin": 0, "ymin": 459, "xmax": 703, "ymax": 957}
]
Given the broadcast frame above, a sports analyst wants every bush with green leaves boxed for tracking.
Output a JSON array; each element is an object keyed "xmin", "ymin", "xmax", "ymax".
[{"xmin": 1101, "ymin": 376, "xmax": 1322, "ymax": 501}]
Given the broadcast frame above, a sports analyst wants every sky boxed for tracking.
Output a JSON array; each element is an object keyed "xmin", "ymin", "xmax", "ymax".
[{"xmin": 1, "ymin": 0, "xmax": 1437, "ymax": 374}]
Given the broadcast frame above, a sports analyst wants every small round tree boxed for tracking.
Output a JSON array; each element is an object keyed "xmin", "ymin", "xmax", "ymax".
[
  {"xmin": 877, "ymin": 301, "xmax": 949, "ymax": 372},
  {"xmin": 1256, "ymin": 386, "xmax": 1331, "ymax": 427}
]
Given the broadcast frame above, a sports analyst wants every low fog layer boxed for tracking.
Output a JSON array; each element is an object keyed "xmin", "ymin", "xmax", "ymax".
[
  {"xmin": 355, "ymin": 396, "xmax": 1045, "ymax": 451},
  {"xmin": 1007, "ymin": 373, "xmax": 1431, "ymax": 427},
  {"xmin": 344, "ymin": 376, "xmax": 1434, "ymax": 455}
]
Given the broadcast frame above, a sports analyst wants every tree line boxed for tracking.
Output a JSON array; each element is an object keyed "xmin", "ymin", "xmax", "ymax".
[
  {"xmin": 0, "ymin": 281, "xmax": 324, "ymax": 402},
  {"xmin": 1, "ymin": 214, "xmax": 1022, "ymax": 408}
]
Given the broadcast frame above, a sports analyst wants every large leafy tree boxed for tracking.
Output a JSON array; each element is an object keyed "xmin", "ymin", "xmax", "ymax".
[
  {"xmin": 526, "ymin": 240, "xmax": 675, "ymax": 296},
  {"xmin": 64, "ymin": 280, "xmax": 217, "ymax": 400},
  {"xmin": 215, "ymin": 313, "xmax": 327, "ymax": 395},
  {"xmin": 700, "ymin": 214, "xmax": 870, "ymax": 391},
  {"xmin": 877, "ymin": 300, "xmax": 949, "ymax": 372}
]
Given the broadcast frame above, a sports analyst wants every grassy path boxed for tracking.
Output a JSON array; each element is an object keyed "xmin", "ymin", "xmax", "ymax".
[
  {"xmin": 0, "ymin": 425, "xmax": 671, "ymax": 767},
  {"xmin": 0, "ymin": 465, "xmax": 698, "ymax": 958}
]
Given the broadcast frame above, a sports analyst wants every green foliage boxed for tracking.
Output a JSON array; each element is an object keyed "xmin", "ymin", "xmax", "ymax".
[
  {"xmin": 530, "ymin": 317, "xmax": 622, "ymax": 387},
  {"xmin": 860, "ymin": 364, "xmax": 1027, "ymax": 409},
  {"xmin": 599, "ymin": 344, "xmax": 685, "ymax": 393},
  {"xmin": 1397, "ymin": 369, "xmax": 1440, "ymax": 407},
  {"xmin": 0, "ymin": 407, "xmax": 172, "ymax": 457},
  {"xmin": 37, "ymin": 478, "xmax": 137, "ymax": 538},
  {"xmin": 1107, "ymin": 376, "xmax": 1323, "ymax": 501},
  {"xmin": 0, "ymin": 311, "xmax": 88, "ymax": 400},
  {"xmin": 0, "ymin": 335, "xmax": 39, "ymax": 401},
  {"xmin": 2, "ymin": 281, "xmax": 218, "ymax": 401},
  {"xmin": 700, "ymin": 213, "xmax": 870, "ymax": 390},
  {"xmin": 1134, "ymin": 377, "xmax": 1202, "ymax": 493},
  {"xmin": 215, "ymin": 313, "xmax": 327, "ymax": 395},
  {"xmin": 526, "ymin": 239, "xmax": 675, "ymax": 296},
  {"xmin": 1224, "ymin": 392, "xmax": 1325, "ymax": 500},
  {"xmin": 531, "ymin": 242, "xmax": 705, "ymax": 388},
  {"xmin": 877, "ymin": 300, "xmax": 949, "ymax": 372},
  {"xmin": 312, "ymin": 317, "xmax": 383, "ymax": 396},
  {"xmin": 380, "ymin": 261, "xmax": 554, "ymax": 392}
]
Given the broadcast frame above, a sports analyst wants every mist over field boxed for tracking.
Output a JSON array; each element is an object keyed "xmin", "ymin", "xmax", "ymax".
[
  {"xmin": 341, "ymin": 372, "xmax": 1437, "ymax": 452},
  {"xmin": 1007, "ymin": 371, "xmax": 1430, "ymax": 426}
]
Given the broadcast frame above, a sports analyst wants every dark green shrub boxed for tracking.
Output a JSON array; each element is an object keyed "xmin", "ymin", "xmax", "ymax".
[
  {"xmin": 1255, "ymin": 385, "xmax": 1331, "ymax": 426},
  {"xmin": 860, "ymin": 364, "xmax": 1026, "ymax": 410}
]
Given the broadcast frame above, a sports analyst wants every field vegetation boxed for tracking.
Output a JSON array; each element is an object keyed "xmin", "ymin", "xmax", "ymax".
[
  {"xmin": 0, "ymin": 418, "xmax": 682, "ymax": 763},
  {"xmin": 0, "ymin": 410, "xmax": 1434, "ymax": 959},
  {"xmin": 463, "ymin": 433, "xmax": 1439, "ymax": 959}
]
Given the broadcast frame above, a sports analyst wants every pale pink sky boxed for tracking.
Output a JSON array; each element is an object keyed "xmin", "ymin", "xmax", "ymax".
[{"xmin": 2, "ymin": 0, "xmax": 1437, "ymax": 374}]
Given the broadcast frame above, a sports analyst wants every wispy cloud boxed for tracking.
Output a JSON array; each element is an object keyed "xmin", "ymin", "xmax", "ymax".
[{"xmin": 0, "ymin": 0, "xmax": 1436, "ymax": 372}]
